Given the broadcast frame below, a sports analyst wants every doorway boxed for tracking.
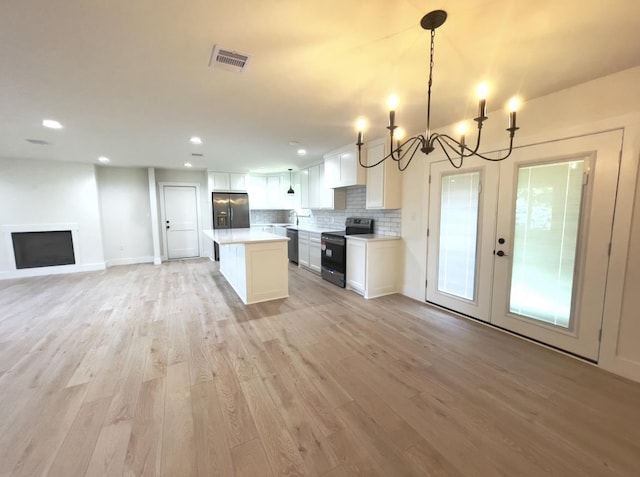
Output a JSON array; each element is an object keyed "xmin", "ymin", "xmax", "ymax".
[
  {"xmin": 160, "ymin": 184, "xmax": 201, "ymax": 260},
  {"xmin": 426, "ymin": 130, "xmax": 622, "ymax": 360}
]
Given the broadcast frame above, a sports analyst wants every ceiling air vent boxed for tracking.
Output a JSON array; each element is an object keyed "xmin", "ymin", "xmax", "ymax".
[
  {"xmin": 209, "ymin": 45, "xmax": 250, "ymax": 73},
  {"xmin": 25, "ymin": 138, "xmax": 50, "ymax": 145}
]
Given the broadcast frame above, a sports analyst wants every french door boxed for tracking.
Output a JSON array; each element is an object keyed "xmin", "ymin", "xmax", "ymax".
[{"xmin": 426, "ymin": 131, "xmax": 622, "ymax": 360}]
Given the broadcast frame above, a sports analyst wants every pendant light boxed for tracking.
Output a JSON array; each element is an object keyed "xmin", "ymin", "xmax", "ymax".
[{"xmin": 287, "ymin": 168, "xmax": 295, "ymax": 195}]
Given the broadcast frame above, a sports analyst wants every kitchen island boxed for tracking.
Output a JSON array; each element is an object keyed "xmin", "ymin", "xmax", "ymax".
[{"xmin": 203, "ymin": 229, "xmax": 289, "ymax": 305}]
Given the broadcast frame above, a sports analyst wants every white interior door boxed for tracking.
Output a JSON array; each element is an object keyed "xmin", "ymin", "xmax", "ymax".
[
  {"xmin": 426, "ymin": 130, "xmax": 622, "ymax": 360},
  {"xmin": 164, "ymin": 185, "xmax": 199, "ymax": 259}
]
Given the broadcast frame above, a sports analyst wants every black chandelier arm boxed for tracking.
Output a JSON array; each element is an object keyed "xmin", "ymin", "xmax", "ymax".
[
  {"xmin": 395, "ymin": 136, "xmax": 427, "ymax": 171},
  {"xmin": 430, "ymin": 132, "xmax": 516, "ymax": 163},
  {"xmin": 431, "ymin": 135, "xmax": 464, "ymax": 169},
  {"xmin": 357, "ymin": 135, "xmax": 427, "ymax": 170}
]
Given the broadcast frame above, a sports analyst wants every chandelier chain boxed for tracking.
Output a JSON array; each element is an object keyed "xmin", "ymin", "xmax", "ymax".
[{"xmin": 426, "ymin": 28, "xmax": 435, "ymax": 139}]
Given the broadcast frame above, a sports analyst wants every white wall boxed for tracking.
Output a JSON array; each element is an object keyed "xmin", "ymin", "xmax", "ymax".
[
  {"xmin": 96, "ymin": 166, "xmax": 154, "ymax": 266},
  {"xmin": 0, "ymin": 158, "xmax": 105, "ymax": 275},
  {"xmin": 399, "ymin": 66, "xmax": 640, "ymax": 382}
]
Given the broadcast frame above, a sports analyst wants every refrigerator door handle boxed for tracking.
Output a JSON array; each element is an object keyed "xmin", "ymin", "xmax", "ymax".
[{"xmin": 230, "ymin": 207, "xmax": 234, "ymax": 222}]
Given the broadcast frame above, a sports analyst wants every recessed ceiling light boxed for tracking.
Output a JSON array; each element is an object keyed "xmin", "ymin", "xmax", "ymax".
[
  {"xmin": 184, "ymin": 162, "xmax": 193, "ymax": 168},
  {"xmin": 98, "ymin": 156, "xmax": 110, "ymax": 164},
  {"xmin": 42, "ymin": 119, "xmax": 63, "ymax": 129},
  {"xmin": 297, "ymin": 149, "xmax": 307, "ymax": 156},
  {"xmin": 190, "ymin": 136, "xmax": 202, "ymax": 145}
]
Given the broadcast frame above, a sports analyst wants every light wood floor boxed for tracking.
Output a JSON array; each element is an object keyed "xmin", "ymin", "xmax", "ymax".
[{"xmin": 1, "ymin": 259, "xmax": 639, "ymax": 476}]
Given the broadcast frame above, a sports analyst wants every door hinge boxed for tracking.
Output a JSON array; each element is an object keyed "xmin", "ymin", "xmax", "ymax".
[
  {"xmin": 425, "ymin": 279, "xmax": 428, "ymax": 288},
  {"xmin": 608, "ymin": 242, "xmax": 612, "ymax": 256},
  {"xmin": 583, "ymin": 172, "xmax": 589, "ymax": 185},
  {"xmin": 428, "ymin": 175, "xmax": 431, "ymax": 184},
  {"xmin": 427, "ymin": 228, "xmax": 429, "ymax": 237},
  {"xmin": 598, "ymin": 328, "xmax": 603, "ymax": 342}
]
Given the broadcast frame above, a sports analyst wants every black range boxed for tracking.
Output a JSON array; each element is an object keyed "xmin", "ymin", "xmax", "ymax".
[{"xmin": 321, "ymin": 217, "xmax": 374, "ymax": 288}]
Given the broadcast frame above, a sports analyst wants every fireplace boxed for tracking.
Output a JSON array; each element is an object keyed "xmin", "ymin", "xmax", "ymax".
[{"xmin": 12, "ymin": 230, "xmax": 75, "ymax": 269}]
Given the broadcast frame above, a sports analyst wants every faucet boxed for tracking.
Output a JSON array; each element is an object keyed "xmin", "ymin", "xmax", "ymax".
[{"xmin": 289, "ymin": 209, "xmax": 299, "ymax": 226}]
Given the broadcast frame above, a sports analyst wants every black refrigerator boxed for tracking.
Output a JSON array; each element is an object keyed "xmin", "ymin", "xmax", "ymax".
[{"xmin": 212, "ymin": 192, "xmax": 250, "ymax": 260}]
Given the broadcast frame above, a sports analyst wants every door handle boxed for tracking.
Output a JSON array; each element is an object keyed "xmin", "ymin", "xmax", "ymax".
[
  {"xmin": 166, "ymin": 225, "xmax": 170, "ymax": 229},
  {"xmin": 496, "ymin": 250, "xmax": 508, "ymax": 257}
]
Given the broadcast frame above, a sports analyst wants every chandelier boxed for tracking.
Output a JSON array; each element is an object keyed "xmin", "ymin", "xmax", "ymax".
[{"xmin": 356, "ymin": 10, "xmax": 520, "ymax": 170}]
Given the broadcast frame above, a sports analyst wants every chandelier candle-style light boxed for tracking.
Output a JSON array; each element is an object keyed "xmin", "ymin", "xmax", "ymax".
[{"xmin": 356, "ymin": 10, "xmax": 521, "ymax": 170}]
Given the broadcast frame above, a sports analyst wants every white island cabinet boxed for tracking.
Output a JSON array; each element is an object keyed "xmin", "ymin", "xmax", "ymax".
[{"xmin": 204, "ymin": 229, "xmax": 289, "ymax": 305}]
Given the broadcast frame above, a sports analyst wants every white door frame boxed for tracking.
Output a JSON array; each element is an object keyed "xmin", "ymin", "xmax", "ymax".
[{"xmin": 158, "ymin": 182, "xmax": 203, "ymax": 261}]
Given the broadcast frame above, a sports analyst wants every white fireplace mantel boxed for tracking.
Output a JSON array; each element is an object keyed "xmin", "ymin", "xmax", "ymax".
[{"xmin": 0, "ymin": 223, "xmax": 104, "ymax": 279}]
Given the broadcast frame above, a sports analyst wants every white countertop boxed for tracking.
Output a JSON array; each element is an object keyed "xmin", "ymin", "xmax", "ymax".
[
  {"xmin": 345, "ymin": 234, "xmax": 401, "ymax": 242},
  {"xmin": 203, "ymin": 228, "xmax": 289, "ymax": 245}
]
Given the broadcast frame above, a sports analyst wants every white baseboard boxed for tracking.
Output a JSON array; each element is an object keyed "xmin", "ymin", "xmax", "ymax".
[
  {"xmin": 105, "ymin": 256, "xmax": 155, "ymax": 268},
  {"xmin": 0, "ymin": 262, "xmax": 106, "ymax": 280}
]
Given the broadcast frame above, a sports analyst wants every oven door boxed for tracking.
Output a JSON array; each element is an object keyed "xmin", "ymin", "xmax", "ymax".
[{"xmin": 321, "ymin": 234, "xmax": 346, "ymax": 287}]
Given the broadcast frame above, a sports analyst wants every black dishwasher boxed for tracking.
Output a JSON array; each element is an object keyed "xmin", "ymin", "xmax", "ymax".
[{"xmin": 286, "ymin": 227, "xmax": 299, "ymax": 264}]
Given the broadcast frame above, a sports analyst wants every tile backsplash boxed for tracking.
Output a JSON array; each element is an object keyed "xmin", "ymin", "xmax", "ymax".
[
  {"xmin": 298, "ymin": 186, "xmax": 401, "ymax": 236},
  {"xmin": 250, "ymin": 209, "xmax": 289, "ymax": 224},
  {"xmin": 250, "ymin": 186, "xmax": 401, "ymax": 235}
]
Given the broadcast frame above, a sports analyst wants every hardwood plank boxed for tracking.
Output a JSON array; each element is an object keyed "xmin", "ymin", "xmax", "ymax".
[
  {"xmin": 207, "ymin": 342, "xmax": 259, "ymax": 448},
  {"xmin": 48, "ymin": 397, "xmax": 111, "ymax": 477},
  {"xmin": 85, "ymin": 420, "xmax": 134, "ymax": 477},
  {"xmin": 191, "ymin": 380, "xmax": 234, "ymax": 476},
  {"xmin": 185, "ymin": 319, "xmax": 214, "ymax": 386},
  {"xmin": 257, "ymin": 345, "xmax": 338, "ymax": 476},
  {"xmin": 264, "ymin": 339, "xmax": 344, "ymax": 437},
  {"xmin": 8, "ymin": 384, "xmax": 88, "ymax": 477},
  {"xmin": 123, "ymin": 377, "xmax": 165, "ymax": 477},
  {"xmin": 240, "ymin": 377, "xmax": 309, "ymax": 476},
  {"xmin": 230, "ymin": 438, "xmax": 275, "ymax": 477},
  {"xmin": 334, "ymin": 400, "xmax": 425, "ymax": 476},
  {"xmin": 161, "ymin": 362, "xmax": 197, "ymax": 477},
  {"xmin": 142, "ymin": 321, "xmax": 167, "ymax": 382}
]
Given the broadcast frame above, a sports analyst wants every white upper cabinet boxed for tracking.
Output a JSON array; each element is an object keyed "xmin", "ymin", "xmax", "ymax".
[
  {"xmin": 323, "ymin": 144, "xmax": 366, "ymax": 188},
  {"xmin": 247, "ymin": 172, "xmax": 299, "ymax": 210},
  {"xmin": 365, "ymin": 138, "xmax": 401, "ymax": 209},
  {"xmin": 229, "ymin": 173, "xmax": 247, "ymax": 191},
  {"xmin": 209, "ymin": 171, "xmax": 247, "ymax": 191},
  {"xmin": 299, "ymin": 169, "xmax": 310, "ymax": 209},
  {"xmin": 300, "ymin": 163, "xmax": 345, "ymax": 210}
]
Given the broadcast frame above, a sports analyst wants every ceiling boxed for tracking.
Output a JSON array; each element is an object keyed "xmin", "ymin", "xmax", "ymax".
[{"xmin": 1, "ymin": 0, "xmax": 639, "ymax": 173}]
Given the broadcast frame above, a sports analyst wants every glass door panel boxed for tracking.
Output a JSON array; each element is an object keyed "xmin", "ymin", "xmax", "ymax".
[
  {"xmin": 438, "ymin": 171, "xmax": 480, "ymax": 301},
  {"xmin": 509, "ymin": 160, "xmax": 585, "ymax": 328}
]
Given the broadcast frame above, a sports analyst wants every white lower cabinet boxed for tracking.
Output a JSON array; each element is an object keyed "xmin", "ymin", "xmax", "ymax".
[
  {"xmin": 298, "ymin": 231, "xmax": 310, "ymax": 268},
  {"xmin": 309, "ymin": 232, "xmax": 321, "ymax": 273},
  {"xmin": 346, "ymin": 237, "xmax": 401, "ymax": 298},
  {"xmin": 298, "ymin": 230, "xmax": 321, "ymax": 274}
]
